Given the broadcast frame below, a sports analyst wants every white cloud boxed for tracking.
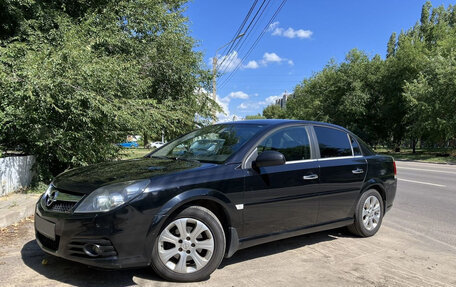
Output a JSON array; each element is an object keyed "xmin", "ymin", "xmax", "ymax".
[
  {"xmin": 244, "ymin": 60, "xmax": 259, "ymax": 69},
  {"xmin": 211, "ymin": 51, "xmax": 241, "ymax": 73},
  {"xmin": 238, "ymin": 103, "xmax": 248, "ymax": 109},
  {"xmin": 212, "ymin": 49, "xmax": 292, "ymax": 75},
  {"xmin": 236, "ymin": 93, "xmax": 288, "ymax": 113},
  {"xmin": 268, "ymin": 21, "xmax": 280, "ymax": 32},
  {"xmin": 269, "ymin": 22, "xmax": 313, "ymax": 39},
  {"xmin": 287, "ymin": 28, "xmax": 312, "ymax": 39},
  {"xmin": 257, "ymin": 52, "xmax": 293, "ymax": 67},
  {"xmin": 263, "ymin": 52, "xmax": 282, "ymax": 63},
  {"xmin": 228, "ymin": 91, "xmax": 249, "ymax": 99},
  {"xmin": 271, "ymin": 27, "xmax": 284, "ymax": 36},
  {"xmin": 216, "ymin": 95, "xmax": 236, "ymax": 122},
  {"xmin": 237, "ymin": 102, "xmax": 262, "ymax": 110},
  {"xmin": 216, "ymin": 91, "xmax": 252, "ymax": 122}
]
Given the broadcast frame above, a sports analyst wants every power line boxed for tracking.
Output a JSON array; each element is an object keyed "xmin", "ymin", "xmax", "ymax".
[
  {"xmin": 219, "ymin": 0, "xmax": 286, "ymax": 88},
  {"xmin": 217, "ymin": 0, "xmax": 259, "ymax": 70},
  {"xmin": 219, "ymin": 0, "xmax": 287, "ymax": 90},
  {"xmin": 218, "ymin": 0, "xmax": 270, "ymax": 74},
  {"xmin": 219, "ymin": 1, "xmax": 273, "ymax": 75}
]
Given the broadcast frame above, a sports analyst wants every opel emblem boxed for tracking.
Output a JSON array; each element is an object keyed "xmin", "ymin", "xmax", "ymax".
[{"xmin": 46, "ymin": 190, "xmax": 59, "ymax": 207}]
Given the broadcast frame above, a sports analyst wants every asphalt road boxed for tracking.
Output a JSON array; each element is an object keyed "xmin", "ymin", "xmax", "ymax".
[
  {"xmin": 389, "ymin": 161, "xmax": 456, "ymax": 247},
  {"xmin": 0, "ymin": 160, "xmax": 455, "ymax": 286}
]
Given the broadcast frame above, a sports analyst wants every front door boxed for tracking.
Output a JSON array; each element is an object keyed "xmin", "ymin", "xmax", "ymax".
[{"xmin": 242, "ymin": 126, "xmax": 320, "ymax": 239}]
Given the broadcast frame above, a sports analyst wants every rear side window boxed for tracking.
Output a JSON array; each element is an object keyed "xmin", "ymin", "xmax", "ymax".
[
  {"xmin": 350, "ymin": 135, "xmax": 362, "ymax": 156},
  {"xmin": 257, "ymin": 126, "xmax": 311, "ymax": 161},
  {"xmin": 314, "ymin": 126, "xmax": 352, "ymax": 158}
]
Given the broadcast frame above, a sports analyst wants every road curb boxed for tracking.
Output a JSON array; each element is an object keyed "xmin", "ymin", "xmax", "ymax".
[{"xmin": 0, "ymin": 194, "xmax": 39, "ymax": 229}]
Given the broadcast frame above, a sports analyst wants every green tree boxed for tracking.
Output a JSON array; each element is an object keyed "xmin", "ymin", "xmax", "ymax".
[
  {"xmin": 245, "ymin": 114, "xmax": 266, "ymax": 120},
  {"xmin": 0, "ymin": 0, "xmax": 216, "ymax": 179},
  {"xmin": 279, "ymin": 1, "xmax": 456, "ymax": 150},
  {"xmin": 386, "ymin": 32, "xmax": 396, "ymax": 58},
  {"xmin": 262, "ymin": 104, "xmax": 285, "ymax": 119}
]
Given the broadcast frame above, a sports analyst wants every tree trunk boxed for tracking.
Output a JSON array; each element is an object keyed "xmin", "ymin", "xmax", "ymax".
[
  {"xmin": 412, "ymin": 138, "xmax": 416, "ymax": 154},
  {"xmin": 143, "ymin": 131, "xmax": 148, "ymax": 148}
]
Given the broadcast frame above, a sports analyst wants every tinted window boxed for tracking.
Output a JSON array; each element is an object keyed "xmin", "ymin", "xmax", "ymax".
[
  {"xmin": 152, "ymin": 124, "xmax": 264, "ymax": 163},
  {"xmin": 356, "ymin": 136, "xmax": 375, "ymax": 156},
  {"xmin": 314, "ymin": 126, "xmax": 352, "ymax": 158},
  {"xmin": 350, "ymin": 135, "xmax": 362, "ymax": 156},
  {"xmin": 257, "ymin": 126, "xmax": 311, "ymax": 161}
]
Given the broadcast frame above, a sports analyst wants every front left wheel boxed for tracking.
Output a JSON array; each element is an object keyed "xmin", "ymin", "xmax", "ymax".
[{"xmin": 150, "ymin": 206, "xmax": 226, "ymax": 282}]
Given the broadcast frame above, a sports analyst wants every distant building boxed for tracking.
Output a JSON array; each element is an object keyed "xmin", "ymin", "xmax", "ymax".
[{"xmin": 275, "ymin": 92, "xmax": 292, "ymax": 109}]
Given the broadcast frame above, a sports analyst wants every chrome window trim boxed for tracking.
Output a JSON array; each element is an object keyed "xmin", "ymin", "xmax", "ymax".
[
  {"xmin": 317, "ymin": 155, "xmax": 364, "ymax": 161},
  {"xmin": 347, "ymin": 133, "xmax": 355, "ymax": 156},
  {"xmin": 285, "ymin": 159, "xmax": 318, "ymax": 165}
]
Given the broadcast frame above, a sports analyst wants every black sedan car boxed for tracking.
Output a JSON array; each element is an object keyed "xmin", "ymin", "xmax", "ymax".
[{"xmin": 35, "ymin": 120, "xmax": 397, "ymax": 282}]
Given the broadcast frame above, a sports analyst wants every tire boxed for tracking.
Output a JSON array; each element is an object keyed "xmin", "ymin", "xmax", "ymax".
[
  {"xmin": 151, "ymin": 206, "xmax": 226, "ymax": 282},
  {"xmin": 348, "ymin": 189, "xmax": 384, "ymax": 237}
]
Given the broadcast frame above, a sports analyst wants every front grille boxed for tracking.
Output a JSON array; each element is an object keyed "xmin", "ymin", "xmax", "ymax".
[
  {"xmin": 42, "ymin": 186, "xmax": 83, "ymax": 213},
  {"xmin": 37, "ymin": 232, "xmax": 60, "ymax": 251},
  {"xmin": 49, "ymin": 201, "xmax": 76, "ymax": 212}
]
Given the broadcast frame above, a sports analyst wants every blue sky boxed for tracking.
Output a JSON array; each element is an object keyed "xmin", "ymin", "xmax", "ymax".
[{"xmin": 184, "ymin": 0, "xmax": 454, "ymax": 122}]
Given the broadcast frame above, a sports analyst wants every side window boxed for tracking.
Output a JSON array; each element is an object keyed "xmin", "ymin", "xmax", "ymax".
[
  {"xmin": 257, "ymin": 126, "xmax": 311, "ymax": 161},
  {"xmin": 314, "ymin": 126, "xmax": 352, "ymax": 158},
  {"xmin": 350, "ymin": 135, "xmax": 362, "ymax": 156}
]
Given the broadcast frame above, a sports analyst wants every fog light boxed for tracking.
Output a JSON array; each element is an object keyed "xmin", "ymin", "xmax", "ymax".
[{"xmin": 83, "ymin": 243, "xmax": 102, "ymax": 257}]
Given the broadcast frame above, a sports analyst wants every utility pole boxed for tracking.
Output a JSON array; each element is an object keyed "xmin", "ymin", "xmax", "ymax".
[
  {"xmin": 212, "ymin": 33, "xmax": 245, "ymax": 122},
  {"xmin": 212, "ymin": 56, "xmax": 217, "ymax": 108}
]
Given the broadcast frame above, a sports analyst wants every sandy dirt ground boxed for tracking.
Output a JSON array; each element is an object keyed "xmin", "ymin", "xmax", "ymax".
[{"xmin": 0, "ymin": 214, "xmax": 455, "ymax": 287}]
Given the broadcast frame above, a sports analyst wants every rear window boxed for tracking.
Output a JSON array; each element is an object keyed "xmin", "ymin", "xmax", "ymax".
[
  {"xmin": 350, "ymin": 135, "xmax": 362, "ymax": 156},
  {"xmin": 355, "ymin": 136, "xmax": 375, "ymax": 156},
  {"xmin": 314, "ymin": 126, "xmax": 352, "ymax": 158}
]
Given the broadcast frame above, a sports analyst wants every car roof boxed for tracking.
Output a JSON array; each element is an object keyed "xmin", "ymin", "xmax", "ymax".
[{"xmin": 220, "ymin": 119, "xmax": 349, "ymax": 132}]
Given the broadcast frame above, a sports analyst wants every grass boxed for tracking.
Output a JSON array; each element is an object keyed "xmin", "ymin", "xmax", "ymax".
[
  {"xmin": 375, "ymin": 147, "xmax": 456, "ymax": 164},
  {"xmin": 25, "ymin": 182, "xmax": 49, "ymax": 194},
  {"xmin": 118, "ymin": 148, "xmax": 152, "ymax": 160}
]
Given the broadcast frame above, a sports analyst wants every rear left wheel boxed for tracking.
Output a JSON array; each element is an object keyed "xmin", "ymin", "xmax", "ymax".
[
  {"xmin": 348, "ymin": 189, "xmax": 384, "ymax": 237},
  {"xmin": 151, "ymin": 206, "xmax": 226, "ymax": 282}
]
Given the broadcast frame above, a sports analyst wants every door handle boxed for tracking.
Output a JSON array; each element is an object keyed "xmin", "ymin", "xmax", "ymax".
[
  {"xmin": 303, "ymin": 174, "xmax": 318, "ymax": 180},
  {"xmin": 352, "ymin": 168, "xmax": 364, "ymax": 174}
]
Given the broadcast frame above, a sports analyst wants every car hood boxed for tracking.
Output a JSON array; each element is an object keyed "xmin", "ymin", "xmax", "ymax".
[{"xmin": 52, "ymin": 157, "xmax": 213, "ymax": 194}]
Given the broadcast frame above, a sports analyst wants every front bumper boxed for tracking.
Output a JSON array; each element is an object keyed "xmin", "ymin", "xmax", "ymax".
[{"xmin": 34, "ymin": 197, "xmax": 162, "ymax": 269}]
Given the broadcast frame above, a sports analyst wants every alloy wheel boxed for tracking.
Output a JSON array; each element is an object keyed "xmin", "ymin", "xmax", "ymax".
[
  {"xmin": 362, "ymin": 195, "xmax": 381, "ymax": 231},
  {"xmin": 158, "ymin": 218, "xmax": 214, "ymax": 274}
]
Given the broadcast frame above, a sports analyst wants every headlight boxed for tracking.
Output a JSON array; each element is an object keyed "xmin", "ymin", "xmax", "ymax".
[
  {"xmin": 74, "ymin": 180, "xmax": 150, "ymax": 213},
  {"xmin": 44, "ymin": 184, "xmax": 52, "ymax": 196},
  {"xmin": 40, "ymin": 184, "xmax": 53, "ymax": 206}
]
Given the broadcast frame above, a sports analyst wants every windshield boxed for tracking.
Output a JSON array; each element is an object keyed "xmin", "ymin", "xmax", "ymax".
[{"xmin": 150, "ymin": 124, "xmax": 264, "ymax": 163}]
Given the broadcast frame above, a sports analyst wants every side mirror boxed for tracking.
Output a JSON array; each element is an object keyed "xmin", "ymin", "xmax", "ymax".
[{"xmin": 253, "ymin": 150, "xmax": 286, "ymax": 169}]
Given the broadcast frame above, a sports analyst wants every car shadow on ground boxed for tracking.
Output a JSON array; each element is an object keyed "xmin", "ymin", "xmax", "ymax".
[
  {"xmin": 21, "ymin": 228, "xmax": 353, "ymax": 286},
  {"xmin": 21, "ymin": 240, "xmax": 161, "ymax": 287},
  {"xmin": 219, "ymin": 228, "xmax": 349, "ymax": 269}
]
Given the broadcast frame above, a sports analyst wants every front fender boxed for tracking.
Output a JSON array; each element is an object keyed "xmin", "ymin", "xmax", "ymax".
[{"xmin": 148, "ymin": 188, "xmax": 240, "ymax": 236}]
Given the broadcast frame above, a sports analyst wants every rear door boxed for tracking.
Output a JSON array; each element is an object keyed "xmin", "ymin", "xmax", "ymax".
[
  {"xmin": 242, "ymin": 125, "xmax": 320, "ymax": 238},
  {"xmin": 312, "ymin": 126, "xmax": 367, "ymax": 224}
]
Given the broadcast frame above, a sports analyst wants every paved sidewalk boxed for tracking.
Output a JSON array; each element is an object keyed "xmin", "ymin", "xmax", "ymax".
[{"xmin": 0, "ymin": 193, "xmax": 40, "ymax": 228}]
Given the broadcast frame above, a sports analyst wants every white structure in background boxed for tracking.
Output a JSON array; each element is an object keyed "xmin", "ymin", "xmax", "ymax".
[
  {"xmin": 0, "ymin": 155, "xmax": 35, "ymax": 196},
  {"xmin": 275, "ymin": 91, "xmax": 291, "ymax": 109}
]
